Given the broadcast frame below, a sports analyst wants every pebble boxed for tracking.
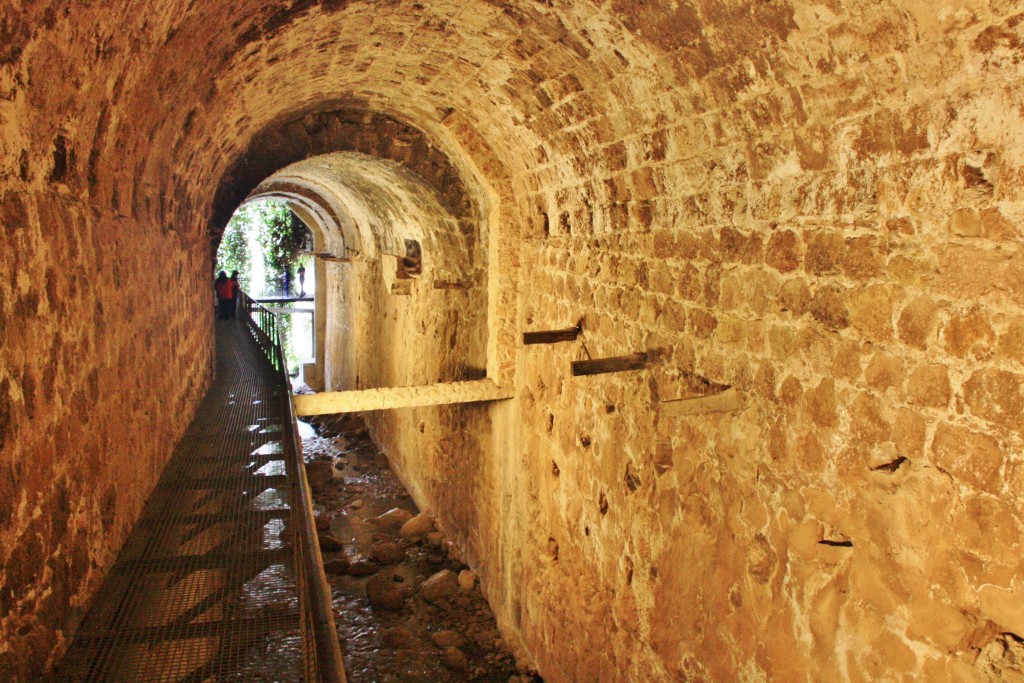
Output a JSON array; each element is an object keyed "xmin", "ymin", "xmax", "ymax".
[
  {"xmin": 458, "ymin": 569, "xmax": 477, "ymax": 591},
  {"xmin": 441, "ymin": 646, "xmax": 469, "ymax": 671},
  {"xmin": 371, "ymin": 541, "xmax": 406, "ymax": 565},
  {"xmin": 318, "ymin": 534, "xmax": 344, "ymax": 552},
  {"xmin": 306, "ymin": 417, "xmax": 523, "ymax": 681},
  {"xmin": 306, "ymin": 460, "xmax": 337, "ymax": 487},
  {"xmin": 430, "ymin": 630, "xmax": 464, "ymax": 648},
  {"xmin": 383, "ymin": 626, "xmax": 413, "ymax": 647},
  {"xmin": 347, "ymin": 559, "xmax": 380, "ymax": 577},
  {"xmin": 419, "ymin": 569, "xmax": 459, "ymax": 604},
  {"xmin": 399, "ymin": 512, "xmax": 434, "ymax": 538},
  {"xmin": 366, "ymin": 573, "xmax": 406, "ymax": 610},
  {"xmin": 370, "ymin": 507, "xmax": 414, "ymax": 530},
  {"xmin": 323, "ymin": 558, "xmax": 350, "ymax": 575}
]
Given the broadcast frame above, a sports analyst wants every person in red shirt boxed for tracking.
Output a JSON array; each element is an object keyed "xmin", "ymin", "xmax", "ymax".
[{"xmin": 214, "ymin": 271, "xmax": 234, "ymax": 320}]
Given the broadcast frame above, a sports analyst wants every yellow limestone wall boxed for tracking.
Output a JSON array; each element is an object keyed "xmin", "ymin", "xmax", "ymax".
[{"xmin": 2, "ymin": 1, "xmax": 1024, "ymax": 680}]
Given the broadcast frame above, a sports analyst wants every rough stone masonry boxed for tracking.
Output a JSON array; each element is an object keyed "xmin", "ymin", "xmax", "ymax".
[{"xmin": 1, "ymin": 0, "xmax": 1024, "ymax": 681}]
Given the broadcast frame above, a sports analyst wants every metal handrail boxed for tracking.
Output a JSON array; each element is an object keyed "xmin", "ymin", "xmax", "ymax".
[
  {"xmin": 241, "ymin": 291, "xmax": 283, "ymax": 370},
  {"xmin": 240, "ymin": 290, "xmax": 348, "ymax": 683}
]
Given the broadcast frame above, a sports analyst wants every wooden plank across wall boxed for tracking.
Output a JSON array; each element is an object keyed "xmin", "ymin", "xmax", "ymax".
[
  {"xmin": 293, "ymin": 379, "xmax": 514, "ymax": 417},
  {"xmin": 571, "ymin": 352, "xmax": 648, "ymax": 377},
  {"xmin": 659, "ymin": 388, "xmax": 745, "ymax": 417}
]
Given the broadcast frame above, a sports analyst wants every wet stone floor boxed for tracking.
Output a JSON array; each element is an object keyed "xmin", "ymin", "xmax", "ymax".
[{"xmin": 301, "ymin": 414, "xmax": 542, "ymax": 683}]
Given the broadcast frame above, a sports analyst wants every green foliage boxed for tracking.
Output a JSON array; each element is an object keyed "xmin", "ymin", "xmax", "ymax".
[
  {"xmin": 215, "ymin": 199, "xmax": 314, "ymax": 377},
  {"xmin": 216, "ymin": 199, "xmax": 310, "ymax": 294},
  {"xmin": 255, "ymin": 201, "xmax": 307, "ymax": 292},
  {"xmin": 215, "ymin": 213, "xmax": 250, "ymax": 288}
]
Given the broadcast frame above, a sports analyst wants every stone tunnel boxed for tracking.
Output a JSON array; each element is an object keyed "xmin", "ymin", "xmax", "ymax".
[{"xmin": 2, "ymin": 0, "xmax": 1024, "ymax": 680}]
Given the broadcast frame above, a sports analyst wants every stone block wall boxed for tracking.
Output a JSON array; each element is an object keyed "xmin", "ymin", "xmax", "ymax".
[
  {"xmin": 3, "ymin": 1, "xmax": 1024, "ymax": 681},
  {"xmin": 0, "ymin": 8, "xmax": 219, "ymax": 677},
  {"xmin": 483, "ymin": 3, "xmax": 1024, "ymax": 680},
  {"xmin": 337, "ymin": 2, "xmax": 1024, "ymax": 680},
  {"xmin": 0, "ymin": 188, "xmax": 212, "ymax": 679}
]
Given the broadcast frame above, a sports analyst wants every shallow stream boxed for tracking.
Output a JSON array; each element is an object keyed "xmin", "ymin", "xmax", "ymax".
[{"xmin": 301, "ymin": 414, "xmax": 540, "ymax": 683}]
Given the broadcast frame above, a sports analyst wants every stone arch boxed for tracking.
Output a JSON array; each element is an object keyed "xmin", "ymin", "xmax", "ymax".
[
  {"xmin": 207, "ymin": 102, "xmax": 519, "ymax": 385},
  {"xmin": 250, "ymin": 152, "xmax": 474, "ymax": 285},
  {"xmin": 208, "ymin": 105, "xmax": 485, "ymax": 260}
]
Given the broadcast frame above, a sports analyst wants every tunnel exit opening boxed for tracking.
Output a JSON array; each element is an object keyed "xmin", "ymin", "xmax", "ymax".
[
  {"xmin": 231, "ymin": 150, "xmax": 489, "ymax": 400},
  {"xmin": 216, "ymin": 198, "xmax": 317, "ymax": 385}
]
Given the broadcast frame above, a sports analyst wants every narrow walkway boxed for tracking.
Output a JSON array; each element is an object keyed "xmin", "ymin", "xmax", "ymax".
[{"xmin": 55, "ymin": 322, "xmax": 308, "ymax": 682}]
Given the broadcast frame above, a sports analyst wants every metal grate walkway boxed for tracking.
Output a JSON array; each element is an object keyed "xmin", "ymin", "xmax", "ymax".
[{"xmin": 54, "ymin": 321, "xmax": 308, "ymax": 682}]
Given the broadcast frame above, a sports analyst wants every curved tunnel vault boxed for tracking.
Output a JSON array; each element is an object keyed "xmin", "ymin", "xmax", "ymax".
[
  {"xmin": 4, "ymin": 1, "xmax": 1024, "ymax": 681},
  {"xmin": 253, "ymin": 152, "xmax": 475, "ymax": 281},
  {"xmin": 243, "ymin": 150, "xmax": 486, "ymax": 392}
]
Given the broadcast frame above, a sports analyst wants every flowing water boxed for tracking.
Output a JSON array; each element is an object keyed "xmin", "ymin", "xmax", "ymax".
[{"xmin": 301, "ymin": 414, "xmax": 541, "ymax": 683}]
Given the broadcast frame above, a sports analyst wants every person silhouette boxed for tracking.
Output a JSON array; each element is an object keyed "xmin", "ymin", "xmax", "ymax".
[
  {"xmin": 229, "ymin": 271, "xmax": 240, "ymax": 319},
  {"xmin": 214, "ymin": 271, "xmax": 234, "ymax": 321}
]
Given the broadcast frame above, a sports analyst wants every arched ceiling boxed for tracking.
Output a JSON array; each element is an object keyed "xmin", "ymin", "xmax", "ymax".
[
  {"xmin": 1, "ymin": 0, "xmax": 805, "ymax": 243},
  {"xmin": 251, "ymin": 151, "xmax": 473, "ymax": 282},
  {"xmin": 207, "ymin": 106, "xmax": 479, "ymax": 243}
]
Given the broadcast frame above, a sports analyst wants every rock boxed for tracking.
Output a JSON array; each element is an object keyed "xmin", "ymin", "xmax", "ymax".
[
  {"xmin": 323, "ymin": 557, "xmax": 350, "ymax": 575},
  {"xmin": 366, "ymin": 573, "xmax": 406, "ymax": 610},
  {"xmin": 347, "ymin": 559, "xmax": 380, "ymax": 577},
  {"xmin": 349, "ymin": 499, "xmax": 365, "ymax": 510},
  {"xmin": 399, "ymin": 512, "xmax": 434, "ymax": 538},
  {"xmin": 305, "ymin": 459, "xmax": 336, "ymax": 487},
  {"xmin": 441, "ymin": 646, "xmax": 468, "ymax": 670},
  {"xmin": 431, "ymin": 629, "xmax": 464, "ymax": 648},
  {"xmin": 314, "ymin": 513, "xmax": 332, "ymax": 531},
  {"xmin": 383, "ymin": 626, "xmax": 413, "ymax": 647},
  {"xmin": 318, "ymin": 534, "xmax": 344, "ymax": 552},
  {"xmin": 458, "ymin": 569, "xmax": 477, "ymax": 591},
  {"xmin": 371, "ymin": 541, "xmax": 406, "ymax": 565},
  {"xmin": 370, "ymin": 507, "xmax": 413, "ymax": 530},
  {"xmin": 426, "ymin": 531, "xmax": 445, "ymax": 547},
  {"xmin": 419, "ymin": 569, "xmax": 459, "ymax": 604}
]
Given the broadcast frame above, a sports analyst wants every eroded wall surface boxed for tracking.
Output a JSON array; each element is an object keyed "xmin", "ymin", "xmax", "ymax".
[
  {"xmin": 0, "ymin": 6, "xmax": 218, "ymax": 679},
  {"xmin": 2, "ymin": 1, "xmax": 1024, "ymax": 681},
  {"xmin": 334, "ymin": 2, "xmax": 1024, "ymax": 680},
  {"xmin": 0, "ymin": 147, "xmax": 213, "ymax": 677}
]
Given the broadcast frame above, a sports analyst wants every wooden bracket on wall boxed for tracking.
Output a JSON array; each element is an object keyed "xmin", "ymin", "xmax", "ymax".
[
  {"xmin": 523, "ymin": 320, "xmax": 583, "ymax": 345},
  {"xmin": 313, "ymin": 251, "xmax": 351, "ymax": 262},
  {"xmin": 660, "ymin": 387, "xmax": 745, "ymax": 417},
  {"xmin": 433, "ymin": 279, "xmax": 472, "ymax": 290},
  {"xmin": 571, "ymin": 352, "xmax": 648, "ymax": 377}
]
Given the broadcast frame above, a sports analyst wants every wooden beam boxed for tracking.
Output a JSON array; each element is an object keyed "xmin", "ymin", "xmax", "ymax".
[
  {"xmin": 293, "ymin": 379, "xmax": 513, "ymax": 417},
  {"xmin": 660, "ymin": 388, "xmax": 745, "ymax": 417},
  {"xmin": 523, "ymin": 323, "xmax": 582, "ymax": 345},
  {"xmin": 433, "ymin": 279, "xmax": 472, "ymax": 290},
  {"xmin": 313, "ymin": 251, "xmax": 351, "ymax": 262},
  {"xmin": 571, "ymin": 352, "xmax": 648, "ymax": 377}
]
